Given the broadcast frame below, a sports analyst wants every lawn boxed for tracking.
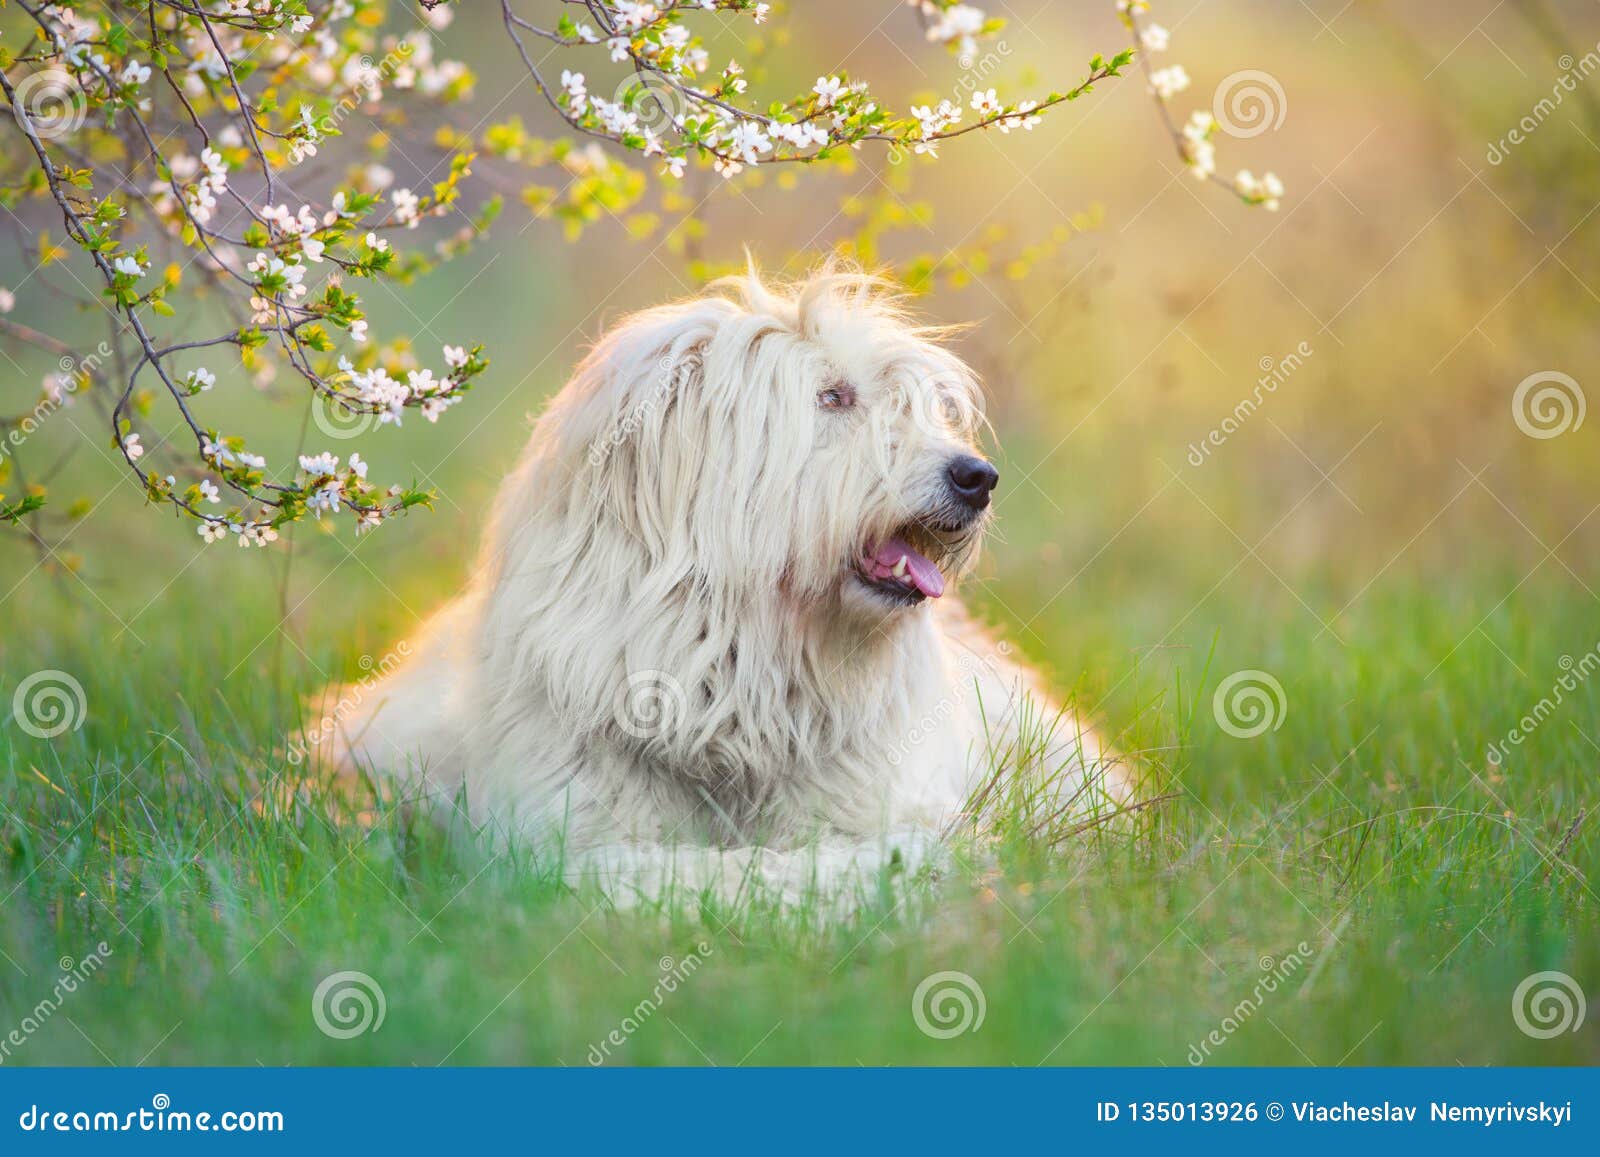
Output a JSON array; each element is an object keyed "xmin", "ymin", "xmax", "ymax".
[
  {"xmin": 2, "ymin": 0, "xmax": 1598, "ymax": 1068},
  {"xmin": 2, "ymin": 441, "xmax": 1595, "ymax": 1067}
]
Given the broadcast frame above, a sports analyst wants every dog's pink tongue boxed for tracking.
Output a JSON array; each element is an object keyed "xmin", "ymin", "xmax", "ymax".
[{"xmin": 871, "ymin": 537, "xmax": 945, "ymax": 598}]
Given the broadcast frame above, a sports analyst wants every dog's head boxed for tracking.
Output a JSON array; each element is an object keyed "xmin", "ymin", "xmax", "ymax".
[{"xmin": 545, "ymin": 266, "xmax": 995, "ymax": 626}]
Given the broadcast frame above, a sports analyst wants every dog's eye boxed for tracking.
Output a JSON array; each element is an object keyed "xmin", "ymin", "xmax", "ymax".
[{"xmin": 817, "ymin": 383, "xmax": 857, "ymax": 411}]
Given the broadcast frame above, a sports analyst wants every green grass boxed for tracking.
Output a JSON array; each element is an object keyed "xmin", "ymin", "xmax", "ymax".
[
  {"xmin": 5, "ymin": 0, "xmax": 1600, "ymax": 1070},
  {"xmin": 2, "ymin": 484, "xmax": 1596, "ymax": 1067}
]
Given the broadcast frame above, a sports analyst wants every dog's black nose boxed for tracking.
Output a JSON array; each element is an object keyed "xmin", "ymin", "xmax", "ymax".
[{"xmin": 947, "ymin": 454, "xmax": 999, "ymax": 510}]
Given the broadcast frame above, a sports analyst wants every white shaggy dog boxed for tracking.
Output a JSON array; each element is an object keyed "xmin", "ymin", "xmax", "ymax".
[{"xmin": 321, "ymin": 269, "xmax": 1129, "ymax": 903}]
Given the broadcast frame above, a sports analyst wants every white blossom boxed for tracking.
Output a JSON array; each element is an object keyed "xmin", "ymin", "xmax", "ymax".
[
  {"xmin": 392, "ymin": 187, "xmax": 421, "ymax": 229},
  {"xmin": 1181, "ymin": 110, "xmax": 1217, "ymax": 178},
  {"xmin": 919, "ymin": 2, "xmax": 986, "ymax": 58},
  {"xmin": 1234, "ymin": 169, "xmax": 1284, "ymax": 210},
  {"xmin": 421, "ymin": 395, "xmax": 458, "ymax": 423},
  {"xmin": 995, "ymin": 99, "xmax": 1041, "ymax": 133},
  {"xmin": 1149, "ymin": 65, "xmax": 1190, "ymax": 100},
  {"xmin": 307, "ymin": 479, "xmax": 345, "ymax": 517},
  {"xmin": 910, "ymin": 99, "xmax": 961, "ymax": 139},
  {"xmin": 813, "ymin": 76, "xmax": 846, "ymax": 107},
  {"xmin": 727, "ymin": 120, "xmax": 772, "ymax": 164},
  {"xmin": 614, "ymin": 2, "xmax": 659, "ymax": 31},
  {"xmin": 237, "ymin": 523, "xmax": 279, "ymax": 548},
  {"xmin": 561, "ymin": 69, "xmax": 588, "ymax": 112}
]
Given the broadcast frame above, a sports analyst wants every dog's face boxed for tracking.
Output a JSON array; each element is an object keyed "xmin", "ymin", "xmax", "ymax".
[
  {"xmin": 555, "ymin": 272, "xmax": 995, "ymax": 629},
  {"xmin": 796, "ymin": 312, "xmax": 994, "ymax": 621}
]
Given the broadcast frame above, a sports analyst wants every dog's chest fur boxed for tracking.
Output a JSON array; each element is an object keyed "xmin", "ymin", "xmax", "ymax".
[{"xmin": 607, "ymin": 608, "xmax": 959, "ymax": 846}]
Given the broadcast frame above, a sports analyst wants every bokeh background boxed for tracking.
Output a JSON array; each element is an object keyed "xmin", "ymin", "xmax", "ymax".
[
  {"xmin": 1, "ymin": 0, "xmax": 1596, "ymax": 1065},
  {"xmin": 6, "ymin": 0, "xmax": 1597, "ymax": 679}
]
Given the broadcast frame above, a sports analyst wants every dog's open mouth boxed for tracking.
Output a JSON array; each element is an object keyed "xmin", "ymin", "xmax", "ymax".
[{"xmin": 854, "ymin": 527, "xmax": 947, "ymax": 604}]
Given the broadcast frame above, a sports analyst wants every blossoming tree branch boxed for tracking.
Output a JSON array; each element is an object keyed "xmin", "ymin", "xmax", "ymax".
[{"xmin": 0, "ymin": 0, "xmax": 1279, "ymax": 555}]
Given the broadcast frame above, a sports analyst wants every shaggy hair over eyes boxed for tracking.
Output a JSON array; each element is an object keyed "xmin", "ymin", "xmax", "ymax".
[{"xmin": 313, "ymin": 265, "xmax": 1129, "ymax": 903}]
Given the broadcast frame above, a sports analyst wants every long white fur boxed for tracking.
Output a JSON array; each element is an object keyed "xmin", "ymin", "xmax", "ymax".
[{"xmin": 316, "ymin": 268, "xmax": 1128, "ymax": 906}]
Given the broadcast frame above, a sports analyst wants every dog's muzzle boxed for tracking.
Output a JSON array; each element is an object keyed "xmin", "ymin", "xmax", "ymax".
[
  {"xmin": 946, "ymin": 454, "xmax": 999, "ymax": 511},
  {"xmin": 854, "ymin": 454, "xmax": 995, "ymax": 606}
]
